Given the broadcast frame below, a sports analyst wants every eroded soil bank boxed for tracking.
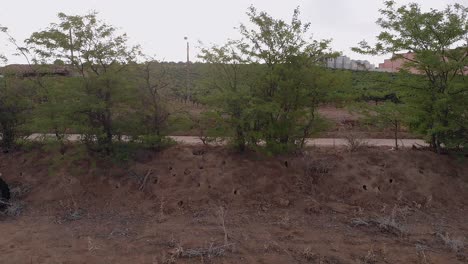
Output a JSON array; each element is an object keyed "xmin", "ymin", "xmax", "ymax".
[{"xmin": 0, "ymin": 145, "xmax": 467, "ymax": 263}]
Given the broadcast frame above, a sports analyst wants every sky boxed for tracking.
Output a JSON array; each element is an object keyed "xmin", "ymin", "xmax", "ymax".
[{"xmin": 0, "ymin": 0, "xmax": 464, "ymax": 66}]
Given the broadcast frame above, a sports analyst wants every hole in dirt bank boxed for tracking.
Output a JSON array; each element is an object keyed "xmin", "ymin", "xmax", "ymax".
[
  {"xmin": 153, "ymin": 178, "xmax": 158, "ymax": 184},
  {"xmin": 178, "ymin": 200, "xmax": 184, "ymax": 207},
  {"xmin": 172, "ymin": 173, "xmax": 176, "ymax": 177},
  {"xmin": 284, "ymin": 161, "xmax": 288, "ymax": 168},
  {"xmin": 169, "ymin": 166, "xmax": 173, "ymax": 171},
  {"xmin": 362, "ymin": 185, "xmax": 367, "ymax": 191},
  {"xmin": 389, "ymin": 179, "xmax": 393, "ymax": 183},
  {"xmin": 192, "ymin": 149, "xmax": 206, "ymax": 156},
  {"xmin": 234, "ymin": 189, "xmax": 238, "ymax": 195},
  {"xmin": 197, "ymin": 182, "xmax": 201, "ymax": 187},
  {"xmin": 199, "ymin": 165, "xmax": 204, "ymax": 170},
  {"xmin": 208, "ymin": 185, "xmax": 212, "ymax": 189},
  {"xmin": 419, "ymin": 169, "xmax": 424, "ymax": 174}
]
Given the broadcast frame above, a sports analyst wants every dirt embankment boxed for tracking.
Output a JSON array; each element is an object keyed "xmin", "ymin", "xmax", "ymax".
[{"xmin": 0, "ymin": 145, "xmax": 467, "ymax": 263}]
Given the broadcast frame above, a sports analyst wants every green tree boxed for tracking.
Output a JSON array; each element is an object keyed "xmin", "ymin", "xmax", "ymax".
[
  {"xmin": 353, "ymin": 1, "xmax": 468, "ymax": 152},
  {"xmin": 28, "ymin": 76, "xmax": 81, "ymax": 141},
  {"xmin": 0, "ymin": 77, "xmax": 33, "ymax": 151},
  {"xmin": 0, "ymin": 26, "xmax": 35, "ymax": 151},
  {"xmin": 26, "ymin": 12, "xmax": 141, "ymax": 153},
  {"xmin": 199, "ymin": 40, "xmax": 254, "ymax": 151},
  {"xmin": 357, "ymin": 101, "xmax": 407, "ymax": 150},
  {"xmin": 134, "ymin": 59, "xmax": 172, "ymax": 137},
  {"xmin": 200, "ymin": 7, "xmax": 343, "ymax": 153}
]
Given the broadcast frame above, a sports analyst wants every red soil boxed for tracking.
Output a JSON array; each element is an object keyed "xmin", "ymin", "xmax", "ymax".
[{"xmin": 0, "ymin": 145, "xmax": 467, "ymax": 263}]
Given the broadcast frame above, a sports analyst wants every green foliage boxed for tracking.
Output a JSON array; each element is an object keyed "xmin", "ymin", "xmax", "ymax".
[
  {"xmin": 356, "ymin": 101, "xmax": 408, "ymax": 149},
  {"xmin": 28, "ymin": 76, "xmax": 81, "ymax": 140},
  {"xmin": 131, "ymin": 60, "xmax": 172, "ymax": 136},
  {"xmin": 354, "ymin": 1, "xmax": 468, "ymax": 152},
  {"xmin": 199, "ymin": 7, "xmax": 345, "ymax": 153},
  {"xmin": 349, "ymin": 71, "xmax": 398, "ymax": 103},
  {"xmin": 0, "ymin": 77, "xmax": 33, "ymax": 150},
  {"xmin": 26, "ymin": 12, "xmax": 142, "ymax": 154},
  {"xmin": 194, "ymin": 111, "xmax": 228, "ymax": 144}
]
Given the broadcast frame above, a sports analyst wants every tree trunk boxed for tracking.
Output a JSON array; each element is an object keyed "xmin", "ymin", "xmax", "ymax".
[{"xmin": 394, "ymin": 122, "xmax": 399, "ymax": 150}]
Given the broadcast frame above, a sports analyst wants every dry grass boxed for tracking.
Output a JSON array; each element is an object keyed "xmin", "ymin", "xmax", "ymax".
[
  {"xmin": 351, "ymin": 206, "xmax": 407, "ymax": 236},
  {"xmin": 54, "ymin": 198, "xmax": 84, "ymax": 223},
  {"xmin": 0, "ymin": 181, "xmax": 28, "ymax": 218},
  {"xmin": 415, "ymin": 244, "xmax": 431, "ymax": 264},
  {"xmin": 9, "ymin": 184, "xmax": 31, "ymax": 198},
  {"xmin": 0, "ymin": 200, "xmax": 23, "ymax": 217},
  {"xmin": 156, "ymin": 196, "xmax": 167, "ymax": 223},
  {"xmin": 171, "ymin": 243, "xmax": 235, "ymax": 259},
  {"xmin": 344, "ymin": 133, "xmax": 368, "ymax": 152},
  {"xmin": 217, "ymin": 206, "xmax": 229, "ymax": 246},
  {"xmin": 360, "ymin": 247, "xmax": 378, "ymax": 264},
  {"xmin": 436, "ymin": 232, "xmax": 465, "ymax": 253}
]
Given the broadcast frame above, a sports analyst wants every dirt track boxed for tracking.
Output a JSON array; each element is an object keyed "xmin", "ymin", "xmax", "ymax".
[
  {"xmin": 0, "ymin": 145, "xmax": 467, "ymax": 263},
  {"xmin": 28, "ymin": 134, "xmax": 427, "ymax": 148},
  {"xmin": 168, "ymin": 136, "xmax": 427, "ymax": 147}
]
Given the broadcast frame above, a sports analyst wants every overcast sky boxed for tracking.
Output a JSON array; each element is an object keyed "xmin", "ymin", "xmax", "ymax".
[{"xmin": 0, "ymin": 0, "xmax": 463, "ymax": 65}]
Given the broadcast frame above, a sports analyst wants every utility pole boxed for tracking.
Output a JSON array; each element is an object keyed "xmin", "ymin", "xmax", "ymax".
[{"xmin": 184, "ymin": 36, "xmax": 190, "ymax": 103}]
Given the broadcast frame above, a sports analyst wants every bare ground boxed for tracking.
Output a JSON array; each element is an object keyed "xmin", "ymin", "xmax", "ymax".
[
  {"xmin": 0, "ymin": 145, "xmax": 467, "ymax": 264},
  {"xmin": 170, "ymin": 104, "xmax": 418, "ymax": 139}
]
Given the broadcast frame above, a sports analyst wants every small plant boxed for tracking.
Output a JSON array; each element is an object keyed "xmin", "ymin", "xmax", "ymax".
[
  {"xmin": 195, "ymin": 111, "xmax": 226, "ymax": 146},
  {"xmin": 87, "ymin": 236, "xmax": 101, "ymax": 251},
  {"xmin": 156, "ymin": 196, "xmax": 167, "ymax": 223},
  {"xmin": 57, "ymin": 197, "xmax": 83, "ymax": 222},
  {"xmin": 436, "ymin": 232, "xmax": 465, "ymax": 253},
  {"xmin": 351, "ymin": 205, "xmax": 407, "ymax": 236},
  {"xmin": 301, "ymin": 247, "xmax": 317, "ymax": 261},
  {"xmin": 0, "ymin": 200, "xmax": 23, "ymax": 217},
  {"xmin": 171, "ymin": 243, "xmax": 234, "ymax": 259},
  {"xmin": 344, "ymin": 133, "xmax": 368, "ymax": 152},
  {"xmin": 361, "ymin": 247, "xmax": 378, "ymax": 264},
  {"xmin": 416, "ymin": 244, "xmax": 431, "ymax": 264},
  {"xmin": 217, "ymin": 206, "xmax": 229, "ymax": 246}
]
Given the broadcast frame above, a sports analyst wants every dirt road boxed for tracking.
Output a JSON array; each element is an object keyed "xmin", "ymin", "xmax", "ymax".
[
  {"xmin": 28, "ymin": 134, "xmax": 427, "ymax": 147},
  {"xmin": 168, "ymin": 136, "xmax": 427, "ymax": 147}
]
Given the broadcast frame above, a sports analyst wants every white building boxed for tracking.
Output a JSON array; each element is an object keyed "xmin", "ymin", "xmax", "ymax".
[{"xmin": 327, "ymin": 56, "xmax": 376, "ymax": 71}]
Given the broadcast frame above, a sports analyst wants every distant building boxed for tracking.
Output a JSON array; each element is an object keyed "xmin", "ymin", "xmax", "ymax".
[
  {"xmin": 377, "ymin": 52, "xmax": 468, "ymax": 74},
  {"xmin": 326, "ymin": 56, "xmax": 375, "ymax": 71},
  {"xmin": 377, "ymin": 52, "xmax": 418, "ymax": 73}
]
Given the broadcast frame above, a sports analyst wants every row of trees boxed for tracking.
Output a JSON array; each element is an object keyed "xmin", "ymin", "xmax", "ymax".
[
  {"xmin": 0, "ymin": 8, "xmax": 349, "ymax": 155},
  {"xmin": 0, "ymin": 2, "xmax": 467, "ymax": 155},
  {"xmin": 0, "ymin": 13, "xmax": 175, "ymax": 154},
  {"xmin": 198, "ymin": 2, "xmax": 467, "ymax": 153}
]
